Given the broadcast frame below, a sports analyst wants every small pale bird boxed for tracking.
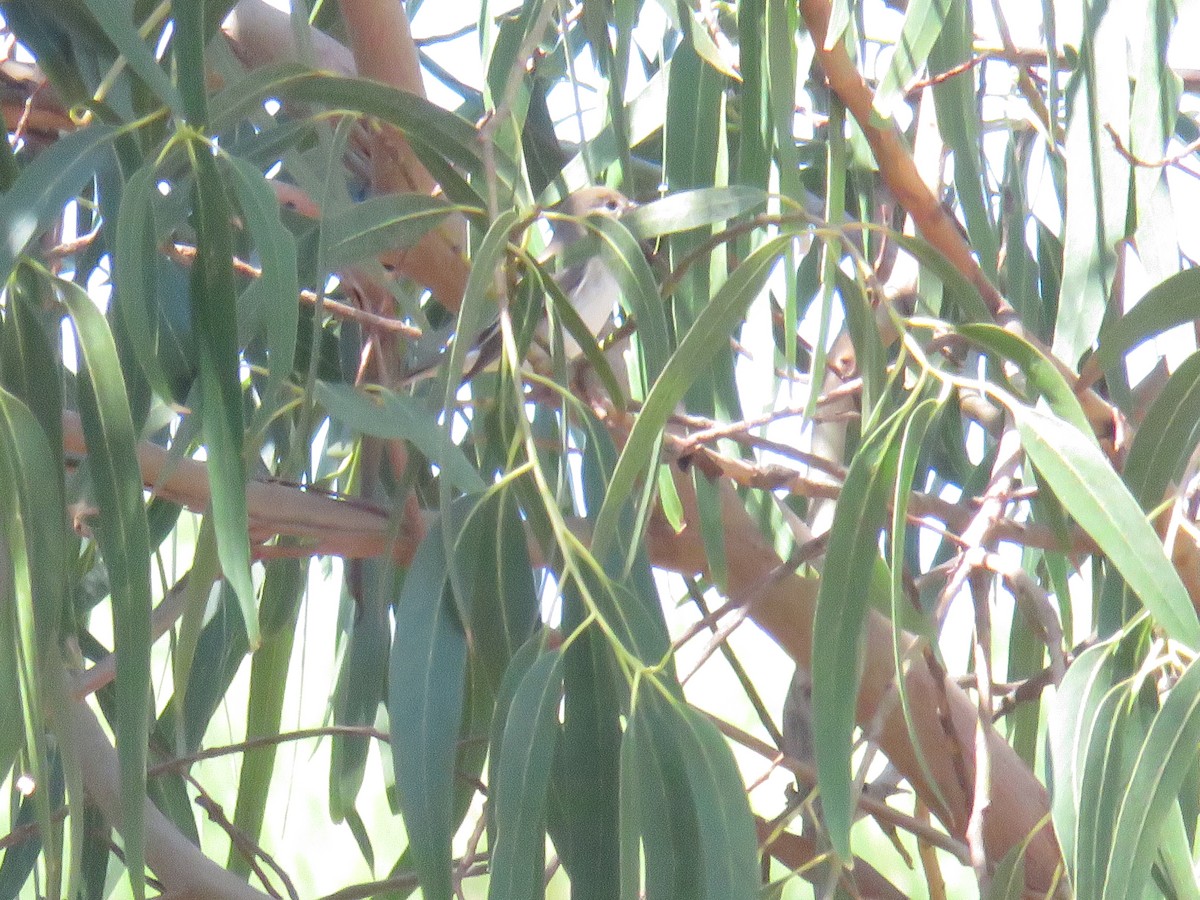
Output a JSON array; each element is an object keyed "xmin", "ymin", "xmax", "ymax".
[
  {"xmin": 401, "ymin": 186, "xmax": 637, "ymax": 385},
  {"xmin": 542, "ymin": 186, "xmax": 638, "ymax": 358}
]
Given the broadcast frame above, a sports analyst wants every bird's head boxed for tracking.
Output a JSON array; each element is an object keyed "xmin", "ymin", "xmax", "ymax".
[
  {"xmin": 551, "ymin": 186, "xmax": 637, "ymax": 245},
  {"xmin": 563, "ymin": 186, "xmax": 637, "ymax": 218}
]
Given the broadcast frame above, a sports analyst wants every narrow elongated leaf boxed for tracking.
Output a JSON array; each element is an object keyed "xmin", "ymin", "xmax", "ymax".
[
  {"xmin": 82, "ymin": 0, "xmax": 182, "ymax": 113},
  {"xmin": 888, "ymin": 398, "xmax": 948, "ymax": 813},
  {"xmin": 1090, "ymin": 267, "xmax": 1200, "ymax": 378},
  {"xmin": 927, "ymin": 0, "xmax": 999, "ymax": 278},
  {"xmin": 1048, "ymin": 641, "xmax": 1120, "ymax": 876},
  {"xmin": 1101, "ymin": 350, "xmax": 1200, "ymax": 625},
  {"xmin": 210, "ymin": 68, "xmax": 515, "ymax": 186},
  {"xmin": 113, "ymin": 162, "xmax": 180, "ymax": 403},
  {"xmin": 1122, "ymin": 349, "xmax": 1200, "ymax": 507},
  {"xmin": 1075, "ymin": 683, "xmax": 1136, "ymax": 898},
  {"xmin": 622, "ymin": 688, "xmax": 705, "ymax": 899},
  {"xmin": 171, "ymin": 0, "xmax": 209, "ymax": 125},
  {"xmin": 0, "ymin": 388, "xmax": 68, "ymax": 889},
  {"xmin": 1052, "ymin": 4, "xmax": 1128, "ymax": 365},
  {"xmin": 576, "ymin": 414, "xmax": 674, "ymax": 669},
  {"xmin": 957, "ymin": 323, "xmax": 1093, "ymax": 441},
  {"xmin": 227, "ymin": 558, "xmax": 305, "ymax": 875},
  {"xmin": 812, "ymin": 408, "xmax": 905, "ymax": 860},
  {"xmin": 1, "ymin": 269, "xmax": 64, "ymax": 466},
  {"xmin": 445, "ymin": 492, "xmax": 539, "ymax": 690},
  {"xmin": 222, "ymin": 155, "xmax": 300, "ymax": 406},
  {"xmin": 391, "ymin": 525, "xmax": 468, "ymax": 900},
  {"xmin": 1014, "ymin": 404, "xmax": 1200, "ymax": 646},
  {"xmin": 1151, "ymin": 802, "xmax": 1200, "ymax": 900},
  {"xmin": 638, "ymin": 689, "xmax": 760, "ymax": 898},
  {"xmin": 1104, "ymin": 657, "xmax": 1200, "ymax": 899},
  {"xmin": 189, "ymin": 146, "xmax": 258, "ymax": 647},
  {"xmin": 592, "ymin": 235, "xmax": 792, "ymax": 559},
  {"xmin": 873, "ymin": 0, "xmax": 953, "ymax": 122},
  {"xmin": 330, "ymin": 562, "xmax": 392, "ymax": 819},
  {"xmin": 436, "ymin": 210, "xmax": 521, "ymax": 572},
  {"xmin": 592, "ymin": 215, "xmax": 670, "ymax": 383},
  {"xmin": 623, "ymin": 186, "xmax": 768, "ymax": 238},
  {"xmin": 316, "ymin": 382, "xmax": 485, "ymax": 494},
  {"xmin": 735, "ymin": 0, "xmax": 771, "ymax": 194},
  {"xmin": 0, "ymin": 125, "xmax": 118, "ymax": 286},
  {"xmin": 488, "ymin": 650, "xmax": 563, "ymax": 900},
  {"xmin": 59, "ymin": 278, "xmax": 153, "ymax": 900},
  {"xmin": 548, "ymin": 582, "xmax": 622, "ymax": 898},
  {"xmin": 323, "ymin": 194, "xmax": 456, "ymax": 270},
  {"xmin": 617, "ymin": 723, "xmax": 644, "ymax": 899}
]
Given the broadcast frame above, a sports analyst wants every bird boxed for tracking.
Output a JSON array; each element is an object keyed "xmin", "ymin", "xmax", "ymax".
[
  {"xmin": 400, "ymin": 186, "xmax": 638, "ymax": 386},
  {"xmin": 542, "ymin": 186, "xmax": 638, "ymax": 357}
]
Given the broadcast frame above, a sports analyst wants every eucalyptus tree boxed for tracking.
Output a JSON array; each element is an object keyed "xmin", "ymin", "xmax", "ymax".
[{"xmin": 0, "ymin": 0, "xmax": 1196, "ymax": 897}]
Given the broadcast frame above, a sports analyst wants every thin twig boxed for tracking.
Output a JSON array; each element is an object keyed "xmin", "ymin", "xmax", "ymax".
[
  {"xmin": 166, "ymin": 242, "xmax": 423, "ymax": 338},
  {"xmin": 187, "ymin": 772, "xmax": 297, "ymax": 900},
  {"xmin": 1105, "ymin": 122, "xmax": 1200, "ymax": 170},
  {"xmin": 148, "ymin": 725, "xmax": 390, "ymax": 778},
  {"xmin": 707, "ymin": 713, "xmax": 972, "ymax": 864}
]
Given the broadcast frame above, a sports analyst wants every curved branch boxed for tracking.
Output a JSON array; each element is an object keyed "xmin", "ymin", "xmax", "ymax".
[
  {"xmin": 796, "ymin": 0, "xmax": 1116, "ymax": 440},
  {"xmin": 53, "ymin": 665, "xmax": 272, "ymax": 900},
  {"xmin": 222, "ymin": 0, "xmax": 468, "ymax": 308}
]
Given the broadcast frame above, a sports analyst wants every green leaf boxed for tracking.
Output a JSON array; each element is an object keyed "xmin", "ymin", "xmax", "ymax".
[
  {"xmin": 873, "ymin": 0, "xmax": 954, "ymax": 123},
  {"xmin": 927, "ymin": 0, "xmax": 999, "ymax": 279},
  {"xmin": 887, "ymin": 398, "xmax": 948, "ymax": 813},
  {"xmin": 1151, "ymin": 802, "xmax": 1200, "ymax": 900},
  {"xmin": 0, "ymin": 387, "xmax": 68, "ymax": 889},
  {"xmin": 58, "ymin": 277, "xmax": 153, "ymax": 899},
  {"xmin": 189, "ymin": 145, "xmax": 259, "ymax": 647},
  {"xmin": 488, "ymin": 649, "xmax": 563, "ymax": 900},
  {"xmin": 956, "ymin": 323, "xmax": 1093, "ymax": 441},
  {"xmin": 390, "ymin": 525, "xmax": 468, "ymax": 900},
  {"xmin": 316, "ymin": 382, "xmax": 485, "ymax": 494},
  {"xmin": 592, "ymin": 215, "xmax": 671, "ymax": 383},
  {"xmin": 171, "ymin": 0, "xmax": 209, "ymax": 125},
  {"xmin": 1048, "ymin": 641, "xmax": 1120, "ymax": 878},
  {"xmin": 620, "ymin": 690, "xmax": 703, "ymax": 898},
  {"xmin": 1104, "ymin": 657, "xmax": 1200, "ymax": 900},
  {"xmin": 227, "ymin": 559, "xmax": 306, "ymax": 874},
  {"xmin": 592, "ymin": 234, "xmax": 792, "ymax": 559},
  {"xmin": 331, "ymin": 593, "xmax": 390, "ymax": 821},
  {"xmin": 631, "ymin": 686, "xmax": 760, "ymax": 898},
  {"xmin": 548, "ymin": 583, "xmax": 622, "ymax": 898},
  {"xmin": 1052, "ymin": 4, "xmax": 1129, "ymax": 365},
  {"xmin": 1075, "ymin": 676, "xmax": 1135, "ymax": 898},
  {"xmin": 1122, "ymin": 349, "xmax": 1200, "ymax": 507},
  {"xmin": 1091, "ymin": 267, "xmax": 1200, "ymax": 379},
  {"xmin": 1014, "ymin": 404, "xmax": 1200, "ymax": 645},
  {"xmin": 445, "ymin": 492, "xmax": 539, "ymax": 690},
  {"xmin": 221, "ymin": 155, "xmax": 300, "ymax": 407},
  {"xmin": 812, "ymin": 408, "xmax": 906, "ymax": 860},
  {"xmin": 623, "ymin": 186, "xmax": 768, "ymax": 238},
  {"xmin": 984, "ymin": 843, "xmax": 1027, "ymax": 900},
  {"xmin": 82, "ymin": 0, "xmax": 182, "ymax": 114},
  {"xmin": 322, "ymin": 194, "xmax": 457, "ymax": 270},
  {"xmin": 0, "ymin": 125, "xmax": 118, "ymax": 287},
  {"xmin": 1, "ymin": 269, "xmax": 64, "ymax": 466},
  {"xmin": 113, "ymin": 161, "xmax": 181, "ymax": 404},
  {"xmin": 576, "ymin": 414, "xmax": 674, "ymax": 669},
  {"xmin": 210, "ymin": 67, "xmax": 515, "ymax": 188}
]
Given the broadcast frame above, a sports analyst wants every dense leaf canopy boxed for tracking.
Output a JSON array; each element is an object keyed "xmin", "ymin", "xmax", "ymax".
[{"xmin": 0, "ymin": 0, "xmax": 1199, "ymax": 897}]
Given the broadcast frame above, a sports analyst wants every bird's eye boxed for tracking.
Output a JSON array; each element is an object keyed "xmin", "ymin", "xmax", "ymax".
[{"xmin": 605, "ymin": 198, "xmax": 620, "ymax": 211}]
